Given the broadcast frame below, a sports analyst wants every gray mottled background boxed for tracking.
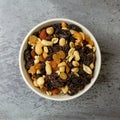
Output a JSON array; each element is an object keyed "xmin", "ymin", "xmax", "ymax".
[{"xmin": 0, "ymin": 0, "xmax": 120, "ymax": 120}]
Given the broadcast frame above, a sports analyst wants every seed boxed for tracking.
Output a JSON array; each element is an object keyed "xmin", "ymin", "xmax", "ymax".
[
  {"xmin": 59, "ymin": 66, "xmax": 65, "ymax": 72},
  {"xmin": 72, "ymin": 61, "xmax": 79, "ymax": 67},
  {"xmin": 43, "ymin": 46, "xmax": 48, "ymax": 53},
  {"xmin": 59, "ymin": 38, "xmax": 66, "ymax": 46},
  {"xmin": 83, "ymin": 64, "xmax": 92, "ymax": 74},
  {"xmin": 74, "ymin": 51, "xmax": 80, "ymax": 61},
  {"xmin": 52, "ymin": 37, "xmax": 59, "ymax": 44},
  {"xmin": 46, "ymin": 27, "xmax": 54, "ymax": 35},
  {"xmin": 60, "ymin": 72, "xmax": 67, "ymax": 80},
  {"xmin": 61, "ymin": 86, "xmax": 68, "ymax": 94},
  {"xmin": 71, "ymin": 68, "xmax": 79, "ymax": 73},
  {"xmin": 45, "ymin": 61, "xmax": 52, "ymax": 75},
  {"xmin": 58, "ymin": 62, "xmax": 66, "ymax": 67},
  {"xmin": 41, "ymin": 40, "xmax": 53, "ymax": 46},
  {"xmin": 33, "ymin": 80, "xmax": 39, "ymax": 87}
]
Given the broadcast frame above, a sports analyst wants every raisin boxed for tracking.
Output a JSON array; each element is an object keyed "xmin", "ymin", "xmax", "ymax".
[
  {"xmin": 46, "ymin": 54, "xmax": 53, "ymax": 61},
  {"xmin": 62, "ymin": 44, "xmax": 70, "ymax": 56},
  {"xmin": 46, "ymin": 35, "xmax": 52, "ymax": 41},
  {"xmin": 40, "ymin": 63, "xmax": 46, "ymax": 75},
  {"xmin": 33, "ymin": 31, "xmax": 39, "ymax": 37},
  {"xmin": 68, "ymin": 24, "xmax": 82, "ymax": 32},
  {"xmin": 69, "ymin": 35, "xmax": 76, "ymax": 42},
  {"xmin": 47, "ymin": 46, "xmax": 53, "ymax": 54},
  {"xmin": 24, "ymin": 49, "xmax": 32, "ymax": 61},
  {"xmin": 25, "ymin": 59, "xmax": 34, "ymax": 70},
  {"xmin": 58, "ymin": 29, "xmax": 70, "ymax": 39},
  {"xmin": 52, "ymin": 24, "xmax": 61, "ymax": 34},
  {"xmin": 82, "ymin": 40, "xmax": 88, "ymax": 46},
  {"xmin": 33, "ymin": 74, "xmax": 41, "ymax": 79},
  {"xmin": 53, "ymin": 44, "xmax": 62, "ymax": 53}
]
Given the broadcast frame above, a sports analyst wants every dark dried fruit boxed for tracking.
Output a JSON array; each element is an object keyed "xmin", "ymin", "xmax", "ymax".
[
  {"xmin": 25, "ymin": 59, "xmax": 34, "ymax": 70},
  {"xmin": 62, "ymin": 44, "xmax": 70, "ymax": 56},
  {"xmin": 69, "ymin": 35, "xmax": 76, "ymax": 42},
  {"xmin": 46, "ymin": 54, "xmax": 53, "ymax": 61},
  {"xmin": 52, "ymin": 24, "xmax": 61, "ymax": 34},
  {"xmin": 33, "ymin": 74, "xmax": 41, "ymax": 79},
  {"xmin": 33, "ymin": 31, "xmax": 39, "ymax": 37},
  {"xmin": 40, "ymin": 63, "xmax": 46, "ymax": 75},
  {"xmin": 68, "ymin": 24, "xmax": 82, "ymax": 32},
  {"xmin": 24, "ymin": 49, "xmax": 32, "ymax": 61},
  {"xmin": 58, "ymin": 29, "xmax": 70, "ymax": 39}
]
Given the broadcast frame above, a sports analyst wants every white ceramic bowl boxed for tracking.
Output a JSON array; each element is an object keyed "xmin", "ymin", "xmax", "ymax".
[{"xmin": 19, "ymin": 18, "xmax": 101, "ymax": 101}]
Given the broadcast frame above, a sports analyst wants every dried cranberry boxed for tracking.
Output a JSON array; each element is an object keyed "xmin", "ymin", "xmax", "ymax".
[{"xmin": 68, "ymin": 24, "xmax": 82, "ymax": 32}]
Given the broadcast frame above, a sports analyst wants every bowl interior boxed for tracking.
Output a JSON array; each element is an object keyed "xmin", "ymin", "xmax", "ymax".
[{"xmin": 19, "ymin": 18, "xmax": 101, "ymax": 101}]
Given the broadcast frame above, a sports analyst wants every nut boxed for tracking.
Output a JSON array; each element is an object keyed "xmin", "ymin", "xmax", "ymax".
[
  {"xmin": 35, "ymin": 41, "xmax": 43, "ymax": 55},
  {"xmin": 46, "ymin": 27, "xmax": 54, "ymax": 35},
  {"xmin": 72, "ymin": 61, "xmax": 79, "ymax": 67},
  {"xmin": 69, "ymin": 42, "xmax": 75, "ymax": 48},
  {"xmin": 68, "ymin": 55, "xmax": 74, "ymax": 62},
  {"xmin": 46, "ymin": 91, "xmax": 52, "ymax": 96},
  {"xmin": 71, "ymin": 68, "xmax": 79, "ymax": 73},
  {"xmin": 74, "ymin": 72, "xmax": 79, "ymax": 77},
  {"xmin": 59, "ymin": 66, "xmax": 65, "ymax": 72},
  {"xmin": 93, "ymin": 47, "xmax": 96, "ymax": 52},
  {"xmin": 60, "ymin": 72, "xmax": 67, "ymax": 80},
  {"xmin": 28, "ymin": 35, "xmax": 38, "ymax": 46},
  {"xmin": 70, "ymin": 29, "xmax": 76, "ymax": 34},
  {"xmin": 52, "ymin": 38, "xmax": 59, "ymax": 44},
  {"xmin": 90, "ymin": 63, "xmax": 94, "ymax": 69},
  {"xmin": 33, "ymin": 80, "xmax": 39, "ymax": 87},
  {"xmin": 43, "ymin": 46, "xmax": 48, "ymax": 53},
  {"xmin": 61, "ymin": 22, "xmax": 67, "ymax": 28},
  {"xmin": 41, "ymin": 40, "xmax": 53, "ymax": 46},
  {"xmin": 34, "ymin": 59, "xmax": 39, "ymax": 64},
  {"xmin": 74, "ymin": 51, "xmax": 80, "ymax": 61},
  {"xmin": 56, "ymin": 70, "xmax": 60, "ymax": 75},
  {"xmin": 59, "ymin": 38, "xmax": 66, "ymax": 46},
  {"xmin": 45, "ymin": 61, "xmax": 52, "ymax": 75},
  {"xmin": 68, "ymin": 48, "xmax": 75, "ymax": 56},
  {"xmin": 58, "ymin": 62, "xmax": 66, "ymax": 67},
  {"xmin": 61, "ymin": 86, "xmax": 68, "ymax": 94},
  {"xmin": 83, "ymin": 64, "xmax": 92, "ymax": 74},
  {"xmin": 37, "ymin": 77, "xmax": 45, "ymax": 86}
]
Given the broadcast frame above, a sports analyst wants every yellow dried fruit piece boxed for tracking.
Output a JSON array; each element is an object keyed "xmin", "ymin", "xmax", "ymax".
[
  {"xmin": 73, "ymin": 32, "xmax": 83, "ymax": 41},
  {"xmin": 60, "ymin": 72, "xmax": 67, "ymax": 80},
  {"xmin": 84, "ymin": 34, "xmax": 94, "ymax": 46},
  {"xmin": 52, "ymin": 54, "xmax": 60, "ymax": 64},
  {"xmin": 61, "ymin": 22, "xmax": 67, "ymax": 28},
  {"xmin": 57, "ymin": 50, "xmax": 65, "ymax": 59},
  {"xmin": 28, "ymin": 35, "xmax": 38, "ymax": 46},
  {"xmin": 28, "ymin": 65, "xmax": 36, "ymax": 75},
  {"xmin": 35, "ymin": 41, "xmax": 43, "ymax": 55}
]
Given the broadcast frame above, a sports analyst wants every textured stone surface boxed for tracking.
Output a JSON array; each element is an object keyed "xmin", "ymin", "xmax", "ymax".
[{"xmin": 0, "ymin": 0, "xmax": 120, "ymax": 120}]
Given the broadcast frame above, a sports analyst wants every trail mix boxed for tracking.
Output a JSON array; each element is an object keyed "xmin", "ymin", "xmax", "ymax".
[{"xmin": 24, "ymin": 22, "xmax": 96, "ymax": 96}]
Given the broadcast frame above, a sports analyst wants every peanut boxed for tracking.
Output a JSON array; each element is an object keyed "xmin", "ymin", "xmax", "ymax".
[
  {"xmin": 74, "ymin": 51, "xmax": 80, "ymax": 61},
  {"xmin": 72, "ymin": 61, "xmax": 79, "ymax": 67},
  {"xmin": 43, "ymin": 46, "xmax": 48, "ymax": 53},
  {"xmin": 59, "ymin": 38, "xmax": 66, "ymax": 46},
  {"xmin": 68, "ymin": 48, "xmax": 75, "ymax": 56},
  {"xmin": 58, "ymin": 62, "xmax": 66, "ymax": 67},
  {"xmin": 69, "ymin": 42, "xmax": 75, "ymax": 48},
  {"xmin": 60, "ymin": 72, "xmax": 67, "ymax": 80},
  {"xmin": 70, "ymin": 29, "xmax": 76, "ymax": 34},
  {"xmin": 86, "ymin": 44, "xmax": 92, "ymax": 49},
  {"xmin": 59, "ymin": 66, "xmax": 65, "ymax": 72},
  {"xmin": 37, "ymin": 77, "xmax": 45, "ymax": 86},
  {"xmin": 61, "ymin": 86, "xmax": 68, "ymax": 94},
  {"xmin": 46, "ymin": 27, "xmax": 54, "ymax": 35},
  {"xmin": 45, "ymin": 61, "xmax": 52, "ymax": 75},
  {"xmin": 41, "ymin": 40, "xmax": 53, "ymax": 46},
  {"xmin": 71, "ymin": 68, "xmax": 79, "ymax": 73},
  {"xmin": 61, "ymin": 22, "xmax": 67, "ymax": 29},
  {"xmin": 83, "ymin": 64, "xmax": 92, "ymax": 74},
  {"xmin": 35, "ymin": 41, "xmax": 43, "ymax": 55},
  {"xmin": 33, "ymin": 80, "xmax": 39, "ymax": 87},
  {"xmin": 52, "ymin": 37, "xmax": 58, "ymax": 44},
  {"xmin": 90, "ymin": 63, "xmax": 94, "ymax": 69}
]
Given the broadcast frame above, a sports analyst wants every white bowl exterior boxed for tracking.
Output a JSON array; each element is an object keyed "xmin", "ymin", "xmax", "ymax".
[{"xmin": 19, "ymin": 18, "xmax": 101, "ymax": 101}]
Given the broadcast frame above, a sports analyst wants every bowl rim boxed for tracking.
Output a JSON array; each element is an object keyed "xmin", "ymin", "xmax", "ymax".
[{"xmin": 19, "ymin": 18, "xmax": 101, "ymax": 101}]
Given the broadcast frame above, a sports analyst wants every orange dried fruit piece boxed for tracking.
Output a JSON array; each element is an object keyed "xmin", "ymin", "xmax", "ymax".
[
  {"xmin": 39, "ymin": 55, "xmax": 45, "ymax": 62},
  {"xmin": 61, "ymin": 22, "xmax": 67, "ymax": 28},
  {"xmin": 84, "ymin": 33, "xmax": 94, "ymax": 46},
  {"xmin": 60, "ymin": 72, "xmax": 67, "ymax": 80},
  {"xmin": 51, "ymin": 88, "xmax": 59, "ymax": 95},
  {"xmin": 28, "ymin": 35, "xmax": 38, "ymax": 46},
  {"xmin": 34, "ymin": 63, "xmax": 41, "ymax": 70},
  {"xmin": 73, "ymin": 32, "xmax": 83, "ymax": 41},
  {"xmin": 52, "ymin": 54, "xmax": 60, "ymax": 64},
  {"xmin": 57, "ymin": 50, "xmax": 65, "ymax": 59},
  {"xmin": 50, "ymin": 60, "xmax": 58, "ymax": 71}
]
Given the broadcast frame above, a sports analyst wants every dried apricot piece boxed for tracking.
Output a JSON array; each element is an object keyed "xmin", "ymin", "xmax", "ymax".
[
  {"xmin": 73, "ymin": 32, "xmax": 83, "ymax": 41},
  {"xmin": 52, "ymin": 54, "xmax": 60, "ymax": 64},
  {"xmin": 39, "ymin": 29, "xmax": 47, "ymax": 39},
  {"xmin": 50, "ymin": 60, "xmax": 58, "ymax": 71},
  {"xmin": 34, "ymin": 63, "xmax": 41, "ymax": 70},
  {"xmin": 28, "ymin": 65, "xmax": 36, "ymax": 75},
  {"xmin": 39, "ymin": 55, "xmax": 45, "ymax": 62}
]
